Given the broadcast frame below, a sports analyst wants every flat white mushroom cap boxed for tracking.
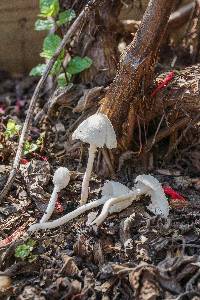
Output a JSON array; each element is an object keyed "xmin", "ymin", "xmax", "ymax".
[
  {"xmin": 53, "ymin": 167, "xmax": 70, "ymax": 190},
  {"xmin": 72, "ymin": 113, "xmax": 117, "ymax": 148},
  {"xmin": 101, "ymin": 180, "xmax": 132, "ymax": 213},
  {"xmin": 135, "ymin": 174, "xmax": 169, "ymax": 218}
]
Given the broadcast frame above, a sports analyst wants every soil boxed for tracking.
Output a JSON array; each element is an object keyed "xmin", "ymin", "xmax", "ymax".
[
  {"xmin": 0, "ymin": 1, "xmax": 200, "ymax": 298},
  {"xmin": 0, "ymin": 71, "xmax": 199, "ymax": 300}
]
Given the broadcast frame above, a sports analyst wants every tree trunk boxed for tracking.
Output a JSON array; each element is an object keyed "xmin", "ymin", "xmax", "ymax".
[{"xmin": 99, "ymin": 0, "xmax": 174, "ymax": 148}]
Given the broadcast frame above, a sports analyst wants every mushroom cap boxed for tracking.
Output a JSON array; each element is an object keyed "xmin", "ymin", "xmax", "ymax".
[
  {"xmin": 135, "ymin": 174, "xmax": 169, "ymax": 217},
  {"xmin": 72, "ymin": 113, "xmax": 117, "ymax": 148},
  {"xmin": 53, "ymin": 167, "xmax": 70, "ymax": 190},
  {"xmin": 101, "ymin": 180, "xmax": 132, "ymax": 214},
  {"xmin": 102, "ymin": 180, "xmax": 131, "ymax": 198}
]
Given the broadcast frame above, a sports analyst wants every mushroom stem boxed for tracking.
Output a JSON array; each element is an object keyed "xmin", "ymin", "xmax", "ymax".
[
  {"xmin": 81, "ymin": 144, "xmax": 97, "ymax": 205},
  {"xmin": 28, "ymin": 196, "xmax": 108, "ymax": 232},
  {"xmin": 40, "ymin": 186, "xmax": 60, "ymax": 223},
  {"xmin": 91, "ymin": 188, "xmax": 142, "ymax": 227}
]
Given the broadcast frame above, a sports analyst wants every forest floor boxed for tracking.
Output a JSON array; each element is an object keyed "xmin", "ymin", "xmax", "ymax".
[{"xmin": 0, "ymin": 73, "xmax": 200, "ymax": 300}]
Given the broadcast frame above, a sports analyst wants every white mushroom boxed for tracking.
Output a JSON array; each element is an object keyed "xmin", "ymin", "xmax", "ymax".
[
  {"xmin": 40, "ymin": 167, "xmax": 70, "ymax": 223},
  {"xmin": 28, "ymin": 180, "xmax": 128, "ymax": 232},
  {"xmin": 28, "ymin": 196, "xmax": 108, "ymax": 232},
  {"xmin": 91, "ymin": 174, "xmax": 169, "ymax": 226},
  {"xmin": 72, "ymin": 113, "xmax": 117, "ymax": 205},
  {"xmin": 91, "ymin": 186, "xmax": 141, "ymax": 227},
  {"xmin": 101, "ymin": 180, "xmax": 132, "ymax": 213},
  {"xmin": 135, "ymin": 174, "xmax": 169, "ymax": 218}
]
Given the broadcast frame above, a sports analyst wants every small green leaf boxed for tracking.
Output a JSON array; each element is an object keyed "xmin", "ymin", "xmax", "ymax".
[
  {"xmin": 35, "ymin": 19, "xmax": 54, "ymax": 31},
  {"xmin": 56, "ymin": 10, "xmax": 76, "ymax": 26},
  {"xmin": 23, "ymin": 141, "xmax": 38, "ymax": 155},
  {"xmin": 5, "ymin": 119, "xmax": 21, "ymax": 139},
  {"xmin": 57, "ymin": 72, "xmax": 72, "ymax": 87},
  {"xmin": 15, "ymin": 239, "xmax": 36, "ymax": 261},
  {"xmin": 26, "ymin": 239, "xmax": 36, "ymax": 248},
  {"xmin": 36, "ymin": 132, "xmax": 45, "ymax": 147},
  {"xmin": 40, "ymin": 34, "xmax": 63, "ymax": 59},
  {"xmin": 23, "ymin": 133, "xmax": 45, "ymax": 155},
  {"xmin": 29, "ymin": 64, "xmax": 46, "ymax": 76},
  {"xmin": 39, "ymin": 0, "xmax": 59, "ymax": 17},
  {"xmin": 66, "ymin": 56, "xmax": 93, "ymax": 75}
]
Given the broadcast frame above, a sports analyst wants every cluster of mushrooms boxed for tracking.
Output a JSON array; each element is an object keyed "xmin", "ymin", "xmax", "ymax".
[{"xmin": 28, "ymin": 113, "xmax": 169, "ymax": 232}]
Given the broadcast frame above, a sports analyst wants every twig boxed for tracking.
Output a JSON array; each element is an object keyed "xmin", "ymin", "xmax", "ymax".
[
  {"xmin": 165, "ymin": 113, "xmax": 200, "ymax": 158},
  {"xmin": 143, "ymin": 117, "xmax": 190, "ymax": 153},
  {"xmin": 0, "ymin": 0, "xmax": 99, "ymax": 202},
  {"xmin": 147, "ymin": 114, "xmax": 165, "ymax": 151}
]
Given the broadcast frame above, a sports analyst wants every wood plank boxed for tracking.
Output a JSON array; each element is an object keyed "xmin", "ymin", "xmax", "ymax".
[{"xmin": 0, "ymin": 0, "xmax": 45, "ymax": 75}]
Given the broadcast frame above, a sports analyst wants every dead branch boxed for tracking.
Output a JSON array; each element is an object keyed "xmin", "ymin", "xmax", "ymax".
[{"xmin": 0, "ymin": 0, "xmax": 100, "ymax": 202}]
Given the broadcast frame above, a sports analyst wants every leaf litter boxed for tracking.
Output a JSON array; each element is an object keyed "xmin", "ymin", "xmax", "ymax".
[{"xmin": 0, "ymin": 73, "xmax": 200, "ymax": 300}]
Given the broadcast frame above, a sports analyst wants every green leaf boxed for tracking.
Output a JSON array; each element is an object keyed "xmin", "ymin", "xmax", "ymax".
[
  {"xmin": 66, "ymin": 56, "xmax": 93, "ymax": 75},
  {"xmin": 27, "ymin": 239, "xmax": 36, "ymax": 247},
  {"xmin": 40, "ymin": 34, "xmax": 63, "ymax": 59},
  {"xmin": 39, "ymin": 0, "xmax": 59, "ymax": 17},
  {"xmin": 35, "ymin": 19, "xmax": 54, "ymax": 31},
  {"xmin": 57, "ymin": 73, "xmax": 72, "ymax": 87},
  {"xmin": 15, "ymin": 239, "xmax": 36, "ymax": 260},
  {"xmin": 56, "ymin": 10, "xmax": 76, "ymax": 26},
  {"xmin": 23, "ymin": 141, "xmax": 38, "ymax": 155},
  {"xmin": 36, "ymin": 132, "xmax": 45, "ymax": 147},
  {"xmin": 5, "ymin": 119, "xmax": 21, "ymax": 139},
  {"xmin": 23, "ymin": 133, "xmax": 45, "ymax": 155},
  {"xmin": 29, "ymin": 64, "xmax": 46, "ymax": 76},
  {"xmin": 51, "ymin": 59, "xmax": 62, "ymax": 76}
]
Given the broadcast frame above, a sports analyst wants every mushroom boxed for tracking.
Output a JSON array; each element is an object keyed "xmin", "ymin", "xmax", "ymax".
[
  {"xmin": 28, "ymin": 196, "xmax": 108, "ymax": 232},
  {"xmin": 100, "ymin": 180, "xmax": 132, "ymax": 214},
  {"xmin": 72, "ymin": 113, "xmax": 117, "ymax": 205},
  {"xmin": 91, "ymin": 174, "xmax": 169, "ymax": 226},
  {"xmin": 40, "ymin": 167, "xmax": 70, "ymax": 223},
  {"xmin": 91, "ymin": 187, "xmax": 141, "ymax": 227},
  {"xmin": 135, "ymin": 174, "xmax": 169, "ymax": 217},
  {"xmin": 28, "ymin": 180, "xmax": 127, "ymax": 232}
]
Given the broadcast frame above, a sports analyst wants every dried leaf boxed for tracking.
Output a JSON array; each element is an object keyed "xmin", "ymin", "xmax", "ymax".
[{"xmin": 60, "ymin": 254, "xmax": 79, "ymax": 276}]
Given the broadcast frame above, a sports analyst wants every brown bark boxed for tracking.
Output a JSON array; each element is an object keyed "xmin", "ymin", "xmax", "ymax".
[{"xmin": 99, "ymin": 0, "xmax": 174, "ymax": 144}]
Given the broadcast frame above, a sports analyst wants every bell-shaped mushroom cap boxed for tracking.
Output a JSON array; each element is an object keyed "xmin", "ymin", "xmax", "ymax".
[
  {"xmin": 101, "ymin": 180, "xmax": 132, "ymax": 213},
  {"xmin": 53, "ymin": 167, "xmax": 70, "ymax": 190},
  {"xmin": 135, "ymin": 174, "xmax": 169, "ymax": 218},
  {"xmin": 72, "ymin": 113, "xmax": 117, "ymax": 148}
]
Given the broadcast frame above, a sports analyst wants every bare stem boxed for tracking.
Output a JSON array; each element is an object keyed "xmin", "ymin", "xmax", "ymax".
[
  {"xmin": 40, "ymin": 186, "xmax": 60, "ymax": 223},
  {"xmin": 80, "ymin": 144, "xmax": 97, "ymax": 205},
  {"xmin": 28, "ymin": 196, "xmax": 107, "ymax": 232}
]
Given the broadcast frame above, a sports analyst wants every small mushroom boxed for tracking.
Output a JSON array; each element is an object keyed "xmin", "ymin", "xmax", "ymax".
[
  {"xmin": 91, "ymin": 175, "xmax": 169, "ymax": 226},
  {"xmin": 40, "ymin": 167, "xmax": 70, "ymax": 223},
  {"xmin": 28, "ymin": 196, "xmax": 108, "ymax": 232},
  {"xmin": 28, "ymin": 181, "xmax": 128, "ymax": 232},
  {"xmin": 100, "ymin": 180, "xmax": 132, "ymax": 213},
  {"xmin": 135, "ymin": 174, "xmax": 169, "ymax": 217},
  {"xmin": 91, "ymin": 185, "xmax": 140, "ymax": 227},
  {"xmin": 72, "ymin": 113, "xmax": 117, "ymax": 205}
]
